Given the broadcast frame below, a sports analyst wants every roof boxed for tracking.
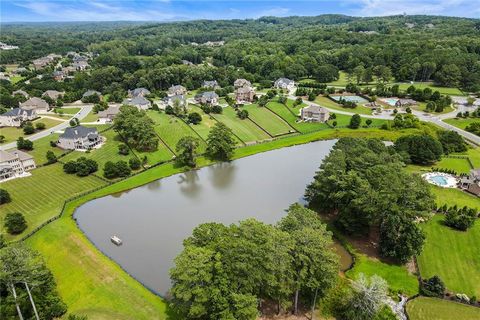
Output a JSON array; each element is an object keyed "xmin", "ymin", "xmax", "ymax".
[
  {"xmin": 2, "ymin": 108, "xmax": 35, "ymax": 117},
  {"xmin": 0, "ymin": 149, "xmax": 33, "ymax": 162},
  {"xmin": 234, "ymin": 79, "xmax": 251, "ymax": 87},
  {"xmin": 98, "ymin": 105, "xmax": 120, "ymax": 118},
  {"xmin": 129, "ymin": 88, "xmax": 151, "ymax": 97},
  {"xmin": 196, "ymin": 91, "xmax": 219, "ymax": 99},
  {"xmin": 20, "ymin": 97, "xmax": 49, "ymax": 109},
  {"xmin": 202, "ymin": 80, "xmax": 218, "ymax": 87},
  {"xmin": 302, "ymin": 105, "xmax": 329, "ymax": 114},
  {"xmin": 236, "ymin": 86, "xmax": 254, "ymax": 94},
  {"xmin": 168, "ymin": 85, "xmax": 186, "ymax": 92},
  {"xmin": 42, "ymin": 90, "xmax": 63, "ymax": 99},
  {"xmin": 275, "ymin": 78, "xmax": 294, "ymax": 86},
  {"xmin": 60, "ymin": 126, "xmax": 98, "ymax": 140},
  {"xmin": 123, "ymin": 96, "xmax": 150, "ymax": 106},
  {"xmin": 83, "ymin": 90, "xmax": 101, "ymax": 97},
  {"xmin": 13, "ymin": 90, "xmax": 28, "ymax": 97}
]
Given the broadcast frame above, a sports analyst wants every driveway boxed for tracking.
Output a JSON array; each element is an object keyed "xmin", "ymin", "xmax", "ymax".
[{"xmin": 0, "ymin": 104, "xmax": 93, "ymax": 150}]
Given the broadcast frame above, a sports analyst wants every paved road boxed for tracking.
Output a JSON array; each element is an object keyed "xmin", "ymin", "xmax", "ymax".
[
  {"xmin": 291, "ymin": 95, "xmax": 480, "ymax": 145},
  {"xmin": 0, "ymin": 104, "xmax": 93, "ymax": 150}
]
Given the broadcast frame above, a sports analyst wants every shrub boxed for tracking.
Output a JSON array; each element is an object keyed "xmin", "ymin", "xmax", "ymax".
[
  {"xmin": 35, "ymin": 122, "xmax": 46, "ymax": 130},
  {"xmin": 23, "ymin": 122, "xmax": 35, "ymax": 134},
  {"xmin": 17, "ymin": 137, "xmax": 33, "ymax": 150},
  {"xmin": 46, "ymin": 150, "xmax": 57, "ymax": 164},
  {"xmin": 445, "ymin": 206, "xmax": 477, "ymax": 231},
  {"xmin": 4, "ymin": 212, "xmax": 27, "ymax": 234},
  {"xmin": 0, "ymin": 189, "xmax": 11, "ymax": 204},
  {"xmin": 129, "ymin": 157, "xmax": 141, "ymax": 170},
  {"xmin": 187, "ymin": 112, "xmax": 202, "ymax": 125},
  {"xmin": 118, "ymin": 143, "xmax": 130, "ymax": 155},
  {"xmin": 211, "ymin": 104, "xmax": 223, "ymax": 114},
  {"xmin": 103, "ymin": 160, "xmax": 132, "ymax": 179},
  {"xmin": 349, "ymin": 114, "xmax": 361, "ymax": 129},
  {"xmin": 63, "ymin": 157, "xmax": 98, "ymax": 177},
  {"xmin": 421, "ymin": 275, "xmax": 445, "ymax": 297},
  {"xmin": 237, "ymin": 109, "xmax": 249, "ymax": 120}
]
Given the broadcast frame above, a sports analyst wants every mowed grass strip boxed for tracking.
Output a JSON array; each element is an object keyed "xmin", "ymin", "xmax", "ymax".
[
  {"xmin": 212, "ymin": 106, "xmax": 270, "ymax": 143},
  {"xmin": 1, "ymin": 117, "xmax": 63, "ymax": 144},
  {"xmin": 267, "ymin": 101, "xmax": 331, "ymax": 133},
  {"xmin": 406, "ymin": 297, "xmax": 480, "ymax": 320},
  {"xmin": 187, "ymin": 105, "xmax": 217, "ymax": 140},
  {"xmin": 315, "ymin": 96, "xmax": 373, "ymax": 115},
  {"xmin": 0, "ymin": 163, "xmax": 106, "ymax": 239},
  {"xmin": 418, "ymin": 214, "xmax": 480, "ymax": 297},
  {"xmin": 444, "ymin": 118, "xmax": 480, "ymax": 130},
  {"xmin": 242, "ymin": 104, "xmax": 294, "ymax": 136},
  {"xmin": 431, "ymin": 186, "xmax": 480, "ymax": 209}
]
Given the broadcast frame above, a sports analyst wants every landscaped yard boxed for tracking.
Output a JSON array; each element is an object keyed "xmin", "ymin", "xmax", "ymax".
[
  {"xmin": 25, "ymin": 132, "xmax": 64, "ymax": 164},
  {"xmin": 266, "ymin": 101, "xmax": 330, "ymax": 133},
  {"xmin": 0, "ymin": 163, "xmax": 106, "ymax": 239},
  {"xmin": 418, "ymin": 214, "xmax": 480, "ymax": 297},
  {"xmin": 315, "ymin": 96, "xmax": 373, "ymax": 115},
  {"xmin": 242, "ymin": 104, "xmax": 294, "ymax": 136},
  {"xmin": 212, "ymin": 106, "xmax": 271, "ymax": 143},
  {"xmin": 407, "ymin": 297, "xmax": 480, "ymax": 320},
  {"xmin": 186, "ymin": 105, "xmax": 217, "ymax": 140},
  {"xmin": 431, "ymin": 186, "xmax": 480, "ymax": 209},
  {"xmin": 444, "ymin": 118, "xmax": 480, "ymax": 130},
  {"xmin": 80, "ymin": 110, "xmax": 100, "ymax": 123},
  {"xmin": 394, "ymin": 82, "xmax": 465, "ymax": 96},
  {"xmin": 1, "ymin": 117, "xmax": 63, "ymax": 144}
]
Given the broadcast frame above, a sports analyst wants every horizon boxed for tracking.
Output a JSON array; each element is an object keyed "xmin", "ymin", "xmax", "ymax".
[{"xmin": 1, "ymin": 0, "xmax": 479, "ymax": 23}]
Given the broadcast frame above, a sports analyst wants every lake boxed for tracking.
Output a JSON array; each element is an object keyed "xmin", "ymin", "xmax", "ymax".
[{"xmin": 74, "ymin": 139, "xmax": 351, "ymax": 296}]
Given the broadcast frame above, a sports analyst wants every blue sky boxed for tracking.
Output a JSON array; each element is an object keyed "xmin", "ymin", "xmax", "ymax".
[{"xmin": 1, "ymin": 0, "xmax": 479, "ymax": 22}]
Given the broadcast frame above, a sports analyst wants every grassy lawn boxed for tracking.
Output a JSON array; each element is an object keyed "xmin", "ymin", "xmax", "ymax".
[
  {"xmin": 315, "ymin": 96, "xmax": 373, "ymax": 115},
  {"xmin": 418, "ymin": 214, "xmax": 480, "ymax": 297},
  {"xmin": 444, "ymin": 118, "xmax": 480, "ymax": 130},
  {"xmin": 10, "ymin": 75, "xmax": 24, "ymax": 84},
  {"xmin": 0, "ymin": 163, "xmax": 106, "ymax": 239},
  {"xmin": 1, "ymin": 117, "xmax": 63, "ymax": 145},
  {"xmin": 185, "ymin": 105, "xmax": 217, "ymax": 140},
  {"xmin": 463, "ymin": 148, "xmax": 480, "ymax": 168},
  {"xmin": 395, "ymin": 82, "xmax": 465, "ymax": 96},
  {"xmin": 61, "ymin": 128, "xmax": 137, "ymax": 175},
  {"xmin": 242, "ymin": 104, "xmax": 294, "ymax": 136},
  {"xmin": 434, "ymin": 157, "xmax": 473, "ymax": 174},
  {"xmin": 407, "ymin": 297, "xmax": 480, "ymax": 320},
  {"xmin": 325, "ymin": 71, "xmax": 350, "ymax": 86},
  {"xmin": 58, "ymin": 107, "xmax": 81, "ymax": 115},
  {"xmin": 211, "ymin": 106, "xmax": 271, "ymax": 143},
  {"xmin": 81, "ymin": 110, "xmax": 100, "ymax": 123},
  {"xmin": 346, "ymin": 254, "xmax": 418, "ymax": 296},
  {"xmin": 431, "ymin": 186, "xmax": 480, "ymax": 209},
  {"xmin": 266, "ymin": 101, "xmax": 330, "ymax": 133},
  {"xmin": 150, "ymin": 112, "xmax": 206, "ymax": 154}
]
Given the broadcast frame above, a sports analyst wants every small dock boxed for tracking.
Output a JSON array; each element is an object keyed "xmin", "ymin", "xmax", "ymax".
[{"xmin": 110, "ymin": 235, "xmax": 122, "ymax": 245}]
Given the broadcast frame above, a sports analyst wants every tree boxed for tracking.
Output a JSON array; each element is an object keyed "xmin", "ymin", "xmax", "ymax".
[
  {"xmin": 394, "ymin": 134, "xmax": 443, "ymax": 164},
  {"xmin": 69, "ymin": 117, "xmax": 80, "ymax": 127},
  {"xmin": 23, "ymin": 122, "xmax": 35, "ymax": 134},
  {"xmin": 465, "ymin": 122, "xmax": 480, "ymax": 136},
  {"xmin": 353, "ymin": 65, "xmax": 365, "ymax": 85},
  {"xmin": 176, "ymin": 136, "xmax": 200, "ymax": 167},
  {"xmin": 349, "ymin": 114, "xmax": 361, "ymax": 129},
  {"xmin": 365, "ymin": 119, "xmax": 372, "ymax": 127},
  {"xmin": 314, "ymin": 64, "xmax": 339, "ymax": 83},
  {"xmin": 129, "ymin": 157, "xmax": 141, "ymax": 170},
  {"xmin": 343, "ymin": 274, "xmax": 389, "ymax": 320},
  {"xmin": 63, "ymin": 157, "xmax": 98, "ymax": 176},
  {"xmin": 46, "ymin": 150, "xmax": 57, "ymax": 164},
  {"xmin": 445, "ymin": 206, "xmax": 477, "ymax": 231},
  {"xmin": 206, "ymin": 122, "xmax": 235, "ymax": 161},
  {"xmin": 0, "ymin": 135, "xmax": 5, "ymax": 143},
  {"xmin": 438, "ymin": 131, "xmax": 467, "ymax": 154},
  {"xmin": 118, "ymin": 143, "xmax": 130, "ymax": 155},
  {"xmin": 188, "ymin": 112, "xmax": 202, "ymax": 125},
  {"xmin": 435, "ymin": 64, "xmax": 461, "ymax": 87},
  {"xmin": 115, "ymin": 161, "xmax": 131, "ymax": 177},
  {"xmin": 103, "ymin": 161, "xmax": 118, "ymax": 179},
  {"xmin": 420, "ymin": 275, "xmax": 445, "ymax": 297},
  {"xmin": 0, "ymin": 188, "xmax": 11, "ymax": 204},
  {"xmin": 114, "ymin": 105, "xmax": 158, "ymax": 152},
  {"xmin": 237, "ymin": 109, "xmax": 249, "ymax": 119},
  {"xmin": 17, "ymin": 137, "xmax": 33, "ymax": 150},
  {"xmin": 4, "ymin": 212, "xmax": 27, "ymax": 234},
  {"xmin": 35, "ymin": 122, "xmax": 46, "ymax": 130}
]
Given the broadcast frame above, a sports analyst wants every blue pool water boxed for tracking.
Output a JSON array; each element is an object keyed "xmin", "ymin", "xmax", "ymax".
[
  {"xmin": 331, "ymin": 95, "xmax": 368, "ymax": 104},
  {"xmin": 382, "ymin": 98, "xmax": 399, "ymax": 106},
  {"xmin": 430, "ymin": 175, "xmax": 448, "ymax": 186}
]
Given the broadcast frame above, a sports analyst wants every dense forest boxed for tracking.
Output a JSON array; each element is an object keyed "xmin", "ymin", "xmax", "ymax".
[{"xmin": 1, "ymin": 14, "xmax": 480, "ymax": 100}]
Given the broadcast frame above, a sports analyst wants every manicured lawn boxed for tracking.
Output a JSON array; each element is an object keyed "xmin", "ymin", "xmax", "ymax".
[
  {"xmin": 418, "ymin": 214, "xmax": 480, "ymax": 297},
  {"xmin": 463, "ymin": 148, "xmax": 480, "ymax": 168},
  {"xmin": 407, "ymin": 297, "xmax": 480, "ymax": 320},
  {"xmin": 266, "ymin": 101, "xmax": 330, "ymax": 133},
  {"xmin": 444, "ymin": 118, "xmax": 480, "ymax": 130},
  {"xmin": 242, "ymin": 104, "xmax": 294, "ymax": 136},
  {"xmin": 395, "ymin": 82, "xmax": 465, "ymax": 96},
  {"xmin": 28, "ymin": 133, "xmax": 64, "ymax": 164},
  {"xmin": 325, "ymin": 71, "xmax": 350, "ymax": 86},
  {"xmin": 433, "ymin": 157, "xmax": 473, "ymax": 174},
  {"xmin": 315, "ymin": 96, "xmax": 373, "ymax": 115},
  {"xmin": 412, "ymin": 102, "xmax": 454, "ymax": 115},
  {"xmin": 0, "ymin": 163, "xmax": 106, "ymax": 239},
  {"xmin": 346, "ymin": 254, "xmax": 418, "ymax": 296},
  {"xmin": 212, "ymin": 106, "xmax": 271, "ymax": 143},
  {"xmin": 81, "ymin": 110, "xmax": 100, "ymax": 123},
  {"xmin": 10, "ymin": 75, "xmax": 24, "ymax": 84},
  {"xmin": 431, "ymin": 186, "xmax": 480, "ymax": 209},
  {"xmin": 186, "ymin": 105, "xmax": 217, "ymax": 140},
  {"xmin": 150, "ymin": 112, "xmax": 207, "ymax": 154},
  {"xmin": 58, "ymin": 107, "xmax": 81, "ymax": 115},
  {"xmin": 330, "ymin": 113, "xmax": 387, "ymax": 128},
  {"xmin": 1, "ymin": 117, "xmax": 63, "ymax": 144}
]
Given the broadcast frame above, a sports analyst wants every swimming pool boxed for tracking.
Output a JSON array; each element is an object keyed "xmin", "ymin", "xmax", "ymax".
[
  {"xmin": 331, "ymin": 95, "xmax": 368, "ymax": 104},
  {"xmin": 430, "ymin": 175, "xmax": 448, "ymax": 186},
  {"xmin": 422, "ymin": 172, "xmax": 458, "ymax": 188},
  {"xmin": 381, "ymin": 98, "xmax": 399, "ymax": 107}
]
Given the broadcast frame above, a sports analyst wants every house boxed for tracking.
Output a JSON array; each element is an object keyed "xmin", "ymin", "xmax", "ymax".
[
  {"xmin": 122, "ymin": 96, "xmax": 151, "ymax": 110},
  {"xmin": 182, "ymin": 60, "xmax": 194, "ymax": 65},
  {"xmin": 274, "ymin": 78, "xmax": 295, "ymax": 91},
  {"xmin": 460, "ymin": 169, "xmax": 480, "ymax": 197},
  {"xmin": 395, "ymin": 99, "xmax": 417, "ymax": 107},
  {"xmin": 234, "ymin": 78, "xmax": 251, "ymax": 88},
  {"xmin": 82, "ymin": 90, "xmax": 102, "ymax": 99},
  {"xmin": 300, "ymin": 105, "xmax": 330, "ymax": 122},
  {"xmin": 164, "ymin": 95, "xmax": 187, "ymax": 108},
  {"xmin": 195, "ymin": 91, "xmax": 219, "ymax": 106},
  {"xmin": 128, "ymin": 88, "xmax": 151, "ymax": 98},
  {"xmin": 62, "ymin": 66, "xmax": 77, "ymax": 75},
  {"xmin": 19, "ymin": 97, "xmax": 50, "ymax": 113},
  {"xmin": 202, "ymin": 80, "xmax": 220, "ymax": 90},
  {"xmin": 53, "ymin": 70, "xmax": 65, "ymax": 81},
  {"xmin": 58, "ymin": 125, "xmax": 103, "ymax": 150},
  {"xmin": 0, "ymin": 108, "xmax": 37, "ymax": 127},
  {"xmin": 12, "ymin": 67, "xmax": 27, "ymax": 75},
  {"xmin": 0, "ymin": 73, "xmax": 10, "ymax": 81},
  {"xmin": 13, "ymin": 90, "xmax": 29, "ymax": 98},
  {"xmin": 0, "ymin": 150, "xmax": 36, "ymax": 182},
  {"xmin": 32, "ymin": 57, "xmax": 50, "ymax": 70},
  {"xmin": 168, "ymin": 85, "xmax": 187, "ymax": 96},
  {"xmin": 98, "ymin": 105, "xmax": 121, "ymax": 122},
  {"xmin": 42, "ymin": 90, "xmax": 64, "ymax": 101},
  {"xmin": 234, "ymin": 86, "xmax": 255, "ymax": 103},
  {"xmin": 73, "ymin": 55, "xmax": 88, "ymax": 63},
  {"xmin": 73, "ymin": 61, "xmax": 89, "ymax": 71}
]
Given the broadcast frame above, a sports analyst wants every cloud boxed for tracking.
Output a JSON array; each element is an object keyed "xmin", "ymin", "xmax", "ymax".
[{"xmin": 257, "ymin": 7, "xmax": 290, "ymax": 17}]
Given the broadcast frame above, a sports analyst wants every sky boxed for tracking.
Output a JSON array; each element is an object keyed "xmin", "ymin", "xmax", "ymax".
[{"xmin": 1, "ymin": 0, "xmax": 479, "ymax": 23}]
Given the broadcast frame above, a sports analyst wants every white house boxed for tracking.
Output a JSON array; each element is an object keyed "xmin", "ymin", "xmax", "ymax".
[
  {"xmin": 195, "ymin": 91, "xmax": 219, "ymax": 106},
  {"xmin": 164, "ymin": 95, "xmax": 187, "ymax": 108},
  {"xmin": 58, "ymin": 126, "xmax": 103, "ymax": 150},
  {"xmin": 274, "ymin": 78, "xmax": 295, "ymax": 91},
  {"xmin": 0, "ymin": 108, "xmax": 37, "ymax": 127},
  {"xmin": 300, "ymin": 105, "xmax": 330, "ymax": 122},
  {"xmin": 202, "ymin": 80, "xmax": 220, "ymax": 90},
  {"xmin": 0, "ymin": 150, "xmax": 36, "ymax": 182}
]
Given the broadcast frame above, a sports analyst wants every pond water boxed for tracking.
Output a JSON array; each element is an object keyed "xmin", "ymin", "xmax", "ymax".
[{"xmin": 74, "ymin": 139, "xmax": 352, "ymax": 295}]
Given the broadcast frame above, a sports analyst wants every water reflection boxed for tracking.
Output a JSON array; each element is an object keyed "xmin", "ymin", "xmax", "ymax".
[
  {"xmin": 146, "ymin": 180, "xmax": 161, "ymax": 191},
  {"xmin": 177, "ymin": 170, "xmax": 202, "ymax": 198},
  {"xmin": 208, "ymin": 162, "xmax": 236, "ymax": 189}
]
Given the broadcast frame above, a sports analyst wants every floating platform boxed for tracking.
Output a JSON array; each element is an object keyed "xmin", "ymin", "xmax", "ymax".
[{"xmin": 110, "ymin": 235, "xmax": 122, "ymax": 245}]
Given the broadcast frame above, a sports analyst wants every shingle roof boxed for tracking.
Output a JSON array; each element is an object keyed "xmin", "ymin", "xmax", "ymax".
[
  {"xmin": 83, "ymin": 90, "xmax": 101, "ymax": 98},
  {"xmin": 19, "ymin": 97, "xmax": 49, "ymax": 109},
  {"xmin": 60, "ymin": 126, "xmax": 98, "ymax": 140},
  {"xmin": 0, "ymin": 149, "xmax": 33, "ymax": 162},
  {"xmin": 196, "ymin": 91, "xmax": 219, "ymax": 100},
  {"xmin": 123, "ymin": 96, "xmax": 150, "ymax": 106},
  {"xmin": 302, "ymin": 105, "xmax": 329, "ymax": 114},
  {"xmin": 2, "ymin": 108, "xmax": 35, "ymax": 117},
  {"xmin": 130, "ymin": 88, "xmax": 151, "ymax": 97}
]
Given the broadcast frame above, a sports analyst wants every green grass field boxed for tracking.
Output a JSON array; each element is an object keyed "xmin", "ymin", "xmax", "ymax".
[
  {"xmin": 315, "ymin": 96, "xmax": 373, "ymax": 115},
  {"xmin": 395, "ymin": 82, "xmax": 465, "ymax": 96},
  {"xmin": 212, "ymin": 106, "xmax": 271, "ymax": 143},
  {"xmin": 0, "ymin": 164, "xmax": 106, "ymax": 239},
  {"xmin": 418, "ymin": 214, "xmax": 480, "ymax": 297},
  {"xmin": 444, "ymin": 118, "xmax": 480, "ymax": 130},
  {"xmin": 81, "ymin": 110, "xmax": 100, "ymax": 123},
  {"xmin": 1, "ymin": 117, "xmax": 63, "ymax": 144},
  {"xmin": 346, "ymin": 253, "xmax": 419, "ymax": 296},
  {"xmin": 431, "ymin": 186, "xmax": 480, "ymax": 209},
  {"xmin": 26, "ymin": 132, "xmax": 64, "ymax": 164},
  {"xmin": 434, "ymin": 157, "xmax": 473, "ymax": 174},
  {"xmin": 186, "ymin": 105, "xmax": 217, "ymax": 140},
  {"xmin": 407, "ymin": 297, "xmax": 480, "ymax": 320},
  {"xmin": 266, "ymin": 101, "xmax": 330, "ymax": 133},
  {"xmin": 242, "ymin": 104, "xmax": 294, "ymax": 136},
  {"xmin": 58, "ymin": 107, "xmax": 81, "ymax": 115}
]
